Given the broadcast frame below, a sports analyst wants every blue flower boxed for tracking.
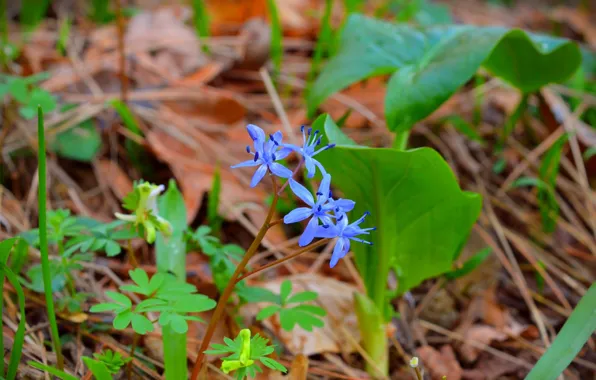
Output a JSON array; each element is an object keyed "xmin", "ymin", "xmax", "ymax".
[
  {"xmin": 315, "ymin": 212, "xmax": 375, "ymax": 268},
  {"xmin": 232, "ymin": 124, "xmax": 293, "ymax": 187},
  {"xmin": 283, "ymin": 174, "xmax": 335, "ymax": 247},
  {"xmin": 328, "ymin": 196, "xmax": 355, "ymax": 217},
  {"xmin": 284, "ymin": 126, "xmax": 335, "ymax": 178}
]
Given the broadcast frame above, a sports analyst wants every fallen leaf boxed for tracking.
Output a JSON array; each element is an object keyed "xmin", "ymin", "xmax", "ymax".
[
  {"xmin": 96, "ymin": 160, "xmax": 133, "ymax": 200},
  {"xmin": 417, "ymin": 345, "xmax": 462, "ymax": 380},
  {"xmin": 459, "ymin": 325, "xmax": 507, "ymax": 363},
  {"xmin": 551, "ymin": 7, "xmax": 596, "ymax": 48},
  {"xmin": 240, "ymin": 273, "xmax": 360, "ymax": 356}
]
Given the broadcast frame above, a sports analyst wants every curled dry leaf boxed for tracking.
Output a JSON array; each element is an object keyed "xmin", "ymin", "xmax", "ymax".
[
  {"xmin": 240, "ymin": 273, "xmax": 360, "ymax": 356},
  {"xmin": 417, "ymin": 345, "xmax": 462, "ymax": 380}
]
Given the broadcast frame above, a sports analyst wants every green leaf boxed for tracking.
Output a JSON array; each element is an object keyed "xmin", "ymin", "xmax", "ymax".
[
  {"xmin": 526, "ymin": 283, "xmax": 596, "ymax": 380},
  {"xmin": 309, "ymin": 15, "xmax": 582, "ymax": 132},
  {"xmin": 49, "ymin": 118, "xmax": 102, "ymax": 162},
  {"xmin": 82, "ymin": 357, "xmax": 113, "ymax": 380},
  {"xmin": 105, "ymin": 291, "xmax": 132, "ymax": 307},
  {"xmin": 256, "ymin": 305, "xmax": 281, "ymax": 321},
  {"xmin": 113, "ymin": 310, "xmax": 133, "ymax": 330},
  {"xmin": 236, "ymin": 286, "xmax": 280, "ymax": 304},
  {"xmin": 170, "ymin": 294, "xmax": 216, "ymax": 313},
  {"xmin": 25, "ymin": 261, "xmax": 67, "ymax": 293},
  {"xmin": 109, "ymin": 99, "xmax": 144, "ymax": 169},
  {"xmin": 131, "ymin": 313, "xmax": 154, "ymax": 334},
  {"xmin": 279, "ymin": 280, "xmax": 292, "ymax": 304},
  {"xmin": 90, "ymin": 302, "xmax": 124, "ymax": 313},
  {"xmin": 445, "ymin": 247, "xmax": 492, "ymax": 280},
  {"xmin": 28, "ymin": 362, "xmax": 78, "ymax": 380},
  {"xmin": 260, "ymin": 357, "xmax": 287, "ymax": 373},
  {"xmin": 318, "ymin": 116, "xmax": 482, "ymax": 303},
  {"xmin": 156, "ymin": 179, "xmax": 187, "ymax": 280},
  {"xmin": 286, "ymin": 291, "xmax": 318, "ymax": 304},
  {"xmin": 104, "ymin": 240, "xmax": 121, "ymax": 257}
]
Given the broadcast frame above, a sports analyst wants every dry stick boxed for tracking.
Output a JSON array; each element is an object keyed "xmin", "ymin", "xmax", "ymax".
[
  {"xmin": 475, "ymin": 189, "xmax": 551, "ymax": 346},
  {"xmin": 115, "ymin": 0, "xmax": 128, "ymax": 104},
  {"xmin": 236, "ymin": 238, "xmax": 331, "ymax": 283},
  {"xmin": 260, "ymin": 67, "xmax": 299, "ymax": 146},
  {"xmin": 277, "ymin": 159, "xmax": 303, "ymax": 196},
  {"xmin": 542, "ymin": 90, "xmax": 596, "ymax": 243},
  {"xmin": 190, "ymin": 176, "xmax": 280, "ymax": 380}
]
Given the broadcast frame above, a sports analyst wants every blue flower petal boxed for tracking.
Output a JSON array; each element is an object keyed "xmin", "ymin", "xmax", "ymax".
[
  {"xmin": 304, "ymin": 156, "xmax": 316, "ymax": 178},
  {"xmin": 283, "ymin": 207, "xmax": 313, "ymax": 224},
  {"xmin": 275, "ymin": 146, "xmax": 294, "ymax": 160},
  {"xmin": 269, "ymin": 163, "xmax": 293, "ymax": 178},
  {"xmin": 289, "ymin": 179, "xmax": 314, "ymax": 206},
  {"xmin": 231, "ymin": 159, "xmax": 260, "ymax": 169},
  {"xmin": 330, "ymin": 237, "xmax": 350, "ymax": 268},
  {"xmin": 314, "ymin": 223, "xmax": 339, "ymax": 238},
  {"xmin": 247, "ymin": 124, "xmax": 265, "ymax": 145},
  {"xmin": 334, "ymin": 198, "xmax": 355, "ymax": 212},
  {"xmin": 317, "ymin": 174, "xmax": 331, "ymax": 204},
  {"xmin": 299, "ymin": 217, "xmax": 319, "ymax": 247},
  {"xmin": 250, "ymin": 165, "xmax": 268, "ymax": 187}
]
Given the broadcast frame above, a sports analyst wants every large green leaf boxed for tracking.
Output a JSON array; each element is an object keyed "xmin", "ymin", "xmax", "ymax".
[
  {"xmin": 316, "ymin": 115, "xmax": 482, "ymax": 304},
  {"xmin": 308, "ymin": 15, "xmax": 582, "ymax": 132},
  {"xmin": 49, "ymin": 119, "xmax": 102, "ymax": 162}
]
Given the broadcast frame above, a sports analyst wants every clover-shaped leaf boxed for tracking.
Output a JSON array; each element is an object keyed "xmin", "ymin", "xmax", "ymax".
[
  {"xmin": 90, "ymin": 291, "xmax": 132, "ymax": 313},
  {"xmin": 279, "ymin": 305, "xmax": 326, "ymax": 332},
  {"xmin": 120, "ymin": 268, "xmax": 165, "ymax": 296},
  {"xmin": 256, "ymin": 280, "xmax": 326, "ymax": 332}
]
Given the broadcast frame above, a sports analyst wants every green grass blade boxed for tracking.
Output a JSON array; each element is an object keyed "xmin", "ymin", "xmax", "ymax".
[
  {"xmin": 0, "ymin": 237, "xmax": 17, "ymax": 377},
  {"xmin": 28, "ymin": 362, "xmax": 78, "ymax": 380},
  {"xmin": 155, "ymin": 180, "xmax": 188, "ymax": 379},
  {"xmin": 37, "ymin": 106, "xmax": 64, "ymax": 369},
  {"xmin": 207, "ymin": 165, "xmax": 222, "ymax": 235},
  {"xmin": 192, "ymin": 0, "xmax": 210, "ymax": 53},
  {"xmin": 109, "ymin": 99, "xmax": 145, "ymax": 171},
  {"xmin": 266, "ymin": 0, "xmax": 283, "ymax": 76},
  {"xmin": 526, "ymin": 283, "xmax": 596, "ymax": 380},
  {"xmin": 3, "ymin": 263, "xmax": 26, "ymax": 379},
  {"xmin": 306, "ymin": 0, "xmax": 334, "ymax": 105}
]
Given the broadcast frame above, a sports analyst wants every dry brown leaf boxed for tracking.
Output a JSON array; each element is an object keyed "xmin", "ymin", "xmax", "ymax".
[
  {"xmin": 96, "ymin": 160, "xmax": 133, "ymax": 200},
  {"xmin": 458, "ymin": 325, "xmax": 507, "ymax": 363},
  {"xmin": 162, "ymin": 93, "xmax": 246, "ymax": 126},
  {"xmin": 417, "ymin": 345, "xmax": 462, "ymax": 380},
  {"xmin": 323, "ymin": 77, "xmax": 386, "ymax": 129},
  {"xmin": 240, "ymin": 273, "xmax": 360, "ymax": 356},
  {"xmin": 126, "ymin": 6, "xmax": 205, "ymax": 75},
  {"xmin": 551, "ymin": 7, "xmax": 596, "ymax": 48}
]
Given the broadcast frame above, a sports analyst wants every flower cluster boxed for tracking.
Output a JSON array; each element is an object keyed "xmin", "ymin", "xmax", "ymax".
[{"xmin": 232, "ymin": 124, "xmax": 374, "ymax": 268}]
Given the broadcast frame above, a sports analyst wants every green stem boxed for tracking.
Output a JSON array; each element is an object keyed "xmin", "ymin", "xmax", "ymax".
[
  {"xmin": 190, "ymin": 176, "xmax": 279, "ymax": 380},
  {"xmin": 37, "ymin": 106, "xmax": 64, "ymax": 370},
  {"xmin": 155, "ymin": 181, "xmax": 188, "ymax": 380},
  {"xmin": 392, "ymin": 130, "xmax": 410, "ymax": 151}
]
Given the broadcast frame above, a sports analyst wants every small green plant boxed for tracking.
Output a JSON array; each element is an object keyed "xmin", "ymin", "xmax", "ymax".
[
  {"xmin": 256, "ymin": 279, "xmax": 326, "ymax": 332},
  {"xmin": 93, "ymin": 349, "xmax": 132, "ymax": 374},
  {"xmin": 115, "ymin": 182, "xmax": 172, "ymax": 244},
  {"xmin": 0, "ymin": 73, "xmax": 56, "ymax": 119},
  {"xmin": 205, "ymin": 328, "xmax": 287, "ymax": 379},
  {"xmin": 90, "ymin": 268, "xmax": 216, "ymax": 334}
]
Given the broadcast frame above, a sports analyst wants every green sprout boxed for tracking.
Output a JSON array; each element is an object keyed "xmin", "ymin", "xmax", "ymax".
[
  {"xmin": 115, "ymin": 182, "xmax": 172, "ymax": 244},
  {"xmin": 205, "ymin": 329, "xmax": 286, "ymax": 379}
]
